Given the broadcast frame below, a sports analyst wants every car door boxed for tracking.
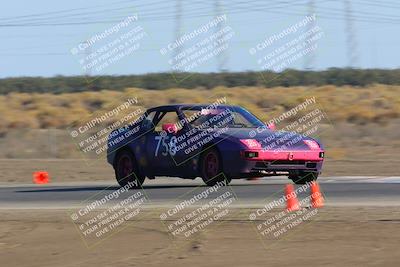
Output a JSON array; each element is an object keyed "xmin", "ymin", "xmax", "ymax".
[
  {"xmin": 145, "ymin": 109, "xmax": 182, "ymax": 175},
  {"xmin": 132, "ymin": 110, "xmax": 159, "ymax": 176}
]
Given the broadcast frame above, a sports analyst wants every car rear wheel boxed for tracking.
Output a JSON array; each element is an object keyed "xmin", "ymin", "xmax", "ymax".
[
  {"xmin": 200, "ymin": 148, "xmax": 231, "ymax": 186},
  {"xmin": 288, "ymin": 171, "xmax": 318, "ymax": 184},
  {"xmin": 114, "ymin": 149, "xmax": 145, "ymax": 189}
]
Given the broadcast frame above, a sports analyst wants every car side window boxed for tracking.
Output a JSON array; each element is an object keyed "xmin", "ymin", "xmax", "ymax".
[
  {"xmin": 141, "ymin": 111, "xmax": 156, "ymax": 131},
  {"xmin": 154, "ymin": 111, "xmax": 181, "ymax": 132}
]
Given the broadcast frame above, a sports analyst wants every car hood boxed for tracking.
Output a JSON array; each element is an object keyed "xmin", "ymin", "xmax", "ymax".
[{"xmin": 212, "ymin": 127, "xmax": 321, "ymax": 151}]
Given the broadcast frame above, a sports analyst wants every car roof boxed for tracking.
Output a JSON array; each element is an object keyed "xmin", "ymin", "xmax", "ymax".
[{"xmin": 147, "ymin": 104, "xmax": 238, "ymax": 112}]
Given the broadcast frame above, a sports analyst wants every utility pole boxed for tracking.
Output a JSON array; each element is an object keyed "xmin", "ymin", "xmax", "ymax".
[
  {"xmin": 173, "ymin": 0, "xmax": 183, "ymax": 72},
  {"xmin": 344, "ymin": 0, "xmax": 358, "ymax": 68},
  {"xmin": 81, "ymin": 40, "xmax": 94, "ymax": 90},
  {"xmin": 83, "ymin": 40, "xmax": 92, "ymax": 78},
  {"xmin": 304, "ymin": 0, "xmax": 316, "ymax": 70},
  {"xmin": 214, "ymin": 0, "xmax": 228, "ymax": 72}
]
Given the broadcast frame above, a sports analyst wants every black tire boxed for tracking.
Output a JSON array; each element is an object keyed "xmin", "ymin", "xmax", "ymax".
[
  {"xmin": 114, "ymin": 149, "xmax": 145, "ymax": 189},
  {"xmin": 200, "ymin": 148, "xmax": 231, "ymax": 186},
  {"xmin": 288, "ymin": 171, "xmax": 318, "ymax": 185}
]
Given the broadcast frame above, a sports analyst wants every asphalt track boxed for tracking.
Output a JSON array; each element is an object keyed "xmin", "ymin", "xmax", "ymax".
[{"xmin": 1, "ymin": 176, "xmax": 400, "ymax": 209}]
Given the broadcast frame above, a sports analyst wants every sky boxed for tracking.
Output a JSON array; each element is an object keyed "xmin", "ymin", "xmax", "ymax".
[{"xmin": 0, "ymin": 0, "xmax": 399, "ymax": 78}]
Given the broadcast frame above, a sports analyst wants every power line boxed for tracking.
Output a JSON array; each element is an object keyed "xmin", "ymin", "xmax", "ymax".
[
  {"xmin": 2, "ymin": 0, "xmax": 400, "ymax": 28},
  {"xmin": 355, "ymin": 0, "xmax": 400, "ymax": 9},
  {"xmin": 0, "ymin": 0, "xmax": 201, "ymax": 25},
  {"xmin": 0, "ymin": 0, "xmax": 134, "ymax": 22},
  {"xmin": 0, "ymin": 0, "xmax": 189, "ymax": 25},
  {"xmin": 0, "ymin": 0, "xmax": 316, "ymax": 27}
]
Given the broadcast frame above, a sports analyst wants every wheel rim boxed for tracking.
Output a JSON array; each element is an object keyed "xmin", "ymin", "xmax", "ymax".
[
  {"xmin": 118, "ymin": 155, "xmax": 133, "ymax": 178},
  {"xmin": 204, "ymin": 151, "xmax": 219, "ymax": 179}
]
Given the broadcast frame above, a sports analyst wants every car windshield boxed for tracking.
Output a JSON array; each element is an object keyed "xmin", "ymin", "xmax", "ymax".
[{"xmin": 181, "ymin": 106, "xmax": 264, "ymax": 128}]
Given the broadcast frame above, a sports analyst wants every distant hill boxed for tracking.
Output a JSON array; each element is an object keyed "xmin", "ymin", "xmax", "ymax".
[{"xmin": 1, "ymin": 68, "xmax": 400, "ymax": 94}]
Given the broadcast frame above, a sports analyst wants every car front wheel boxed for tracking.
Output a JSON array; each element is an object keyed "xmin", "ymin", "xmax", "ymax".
[{"xmin": 200, "ymin": 148, "xmax": 231, "ymax": 186}]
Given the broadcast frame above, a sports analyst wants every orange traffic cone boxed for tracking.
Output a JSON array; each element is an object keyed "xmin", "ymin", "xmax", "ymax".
[
  {"xmin": 310, "ymin": 182, "xmax": 324, "ymax": 208},
  {"xmin": 33, "ymin": 171, "xmax": 50, "ymax": 184},
  {"xmin": 285, "ymin": 184, "xmax": 300, "ymax": 211}
]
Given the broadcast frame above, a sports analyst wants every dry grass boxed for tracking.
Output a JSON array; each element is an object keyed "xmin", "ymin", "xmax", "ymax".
[
  {"xmin": 0, "ymin": 84, "xmax": 399, "ymax": 130},
  {"xmin": 0, "ymin": 85, "xmax": 399, "ymax": 164}
]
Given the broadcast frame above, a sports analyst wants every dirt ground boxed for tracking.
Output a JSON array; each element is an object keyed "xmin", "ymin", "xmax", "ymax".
[{"xmin": 0, "ymin": 207, "xmax": 399, "ymax": 267}]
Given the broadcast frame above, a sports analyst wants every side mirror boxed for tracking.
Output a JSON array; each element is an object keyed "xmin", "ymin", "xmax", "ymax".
[
  {"xmin": 162, "ymin": 123, "xmax": 178, "ymax": 134},
  {"xmin": 267, "ymin": 122, "xmax": 276, "ymax": 131}
]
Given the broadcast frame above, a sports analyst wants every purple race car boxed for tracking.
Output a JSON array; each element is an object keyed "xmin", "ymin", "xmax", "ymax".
[{"xmin": 107, "ymin": 104, "xmax": 325, "ymax": 188}]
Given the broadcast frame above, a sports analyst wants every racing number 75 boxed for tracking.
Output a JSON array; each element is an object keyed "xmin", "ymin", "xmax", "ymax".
[{"xmin": 154, "ymin": 135, "xmax": 177, "ymax": 156}]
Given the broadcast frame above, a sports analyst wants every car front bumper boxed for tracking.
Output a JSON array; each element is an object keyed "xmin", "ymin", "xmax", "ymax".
[{"xmin": 222, "ymin": 149, "xmax": 324, "ymax": 177}]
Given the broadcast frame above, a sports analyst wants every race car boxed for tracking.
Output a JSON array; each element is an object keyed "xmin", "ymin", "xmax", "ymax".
[{"xmin": 107, "ymin": 104, "xmax": 325, "ymax": 188}]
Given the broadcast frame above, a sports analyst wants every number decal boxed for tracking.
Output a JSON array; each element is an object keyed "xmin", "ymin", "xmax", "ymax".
[
  {"xmin": 161, "ymin": 136, "xmax": 169, "ymax": 156},
  {"xmin": 154, "ymin": 136, "xmax": 162, "ymax": 156},
  {"xmin": 154, "ymin": 135, "xmax": 177, "ymax": 156},
  {"xmin": 169, "ymin": 136, "xmax": 177, "ymax": 156}
]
